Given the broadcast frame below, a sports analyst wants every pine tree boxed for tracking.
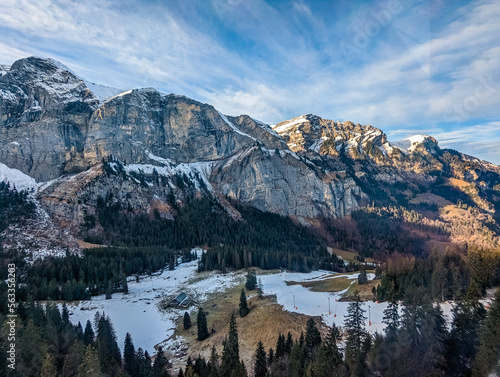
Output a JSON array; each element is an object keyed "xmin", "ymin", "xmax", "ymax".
[
  {"xmin": 197, "ymin": 307, "xmax": 209, "ymax": 341},
  {"xmin": 254, "ymin": 341, "xmax": 267, "ymax": 377},
  {"xmin": 153, "ymin": 347, "xmax": 169, "ymax": 377},
  {"xmin": 77, "ymin": 345, "xmax": 104, "ymax": 377},
  {"xmin": 183, "ymin": 312, "xmax": 192, "ymax": 330},
  {"xmin": 344, "ymin": 291, "xmax": 368, "ymax": 377},
  {"xmin": 221, "ymin": 314, "xmax": 241, "ymax": 377},
  {"xmin": 472, "ymin": 288, "xmax": 500, "ymax": 377},
  {"xmin": 285, "ymin": 332, "xmax": 293, "ymax": 354},
  {"xmin": 62, "ymin": 341, "xmax": 85, "ymax": 377},
  {"xmin": 358, "ymin": 270, "xmax": 368, "ymax": 285},
  {"xmin": 239, "ymin": 288, "xmax": 249, "ymax": 317},
  {"xmin": 245, "ymin": 270, "xmax": 257, "ymax": 290},
  {"xmin": 305, "ymin": 318, "xmax": 321, "ymax": 360},
  {"xmin": 382, "ymin": 300, "xmax": 400, "ymax": 339},
  {"xmin": 124, "ymin": 332, "xmax": 138, "ymax": 377},
  {"xmin": 40, "ymin": 353, "xmax": 57, "ymax": 377},
  {"xmin": 276, "ymin": 333, "xmax": 286, "ymax": 358},
  {"xmin": 309, "ymin": 324, "xmax": 345, "ymax": 377},
  {"xmin": 83, "ymin": 319, "xmax": 95, "ymax": 346},
  {"xmin": 95, "ymin": 313, "xmax": 121, "ymax": 375},
  {"xmin": 445, "ymin": 298, "xmax": 486, "ymax": 377},
  {"xmin": 62, "ymin": 303, "xmax": 70, "ymax": 325}
]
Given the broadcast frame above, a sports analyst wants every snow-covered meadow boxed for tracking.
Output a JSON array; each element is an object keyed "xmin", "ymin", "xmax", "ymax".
[
  {"xmin": 64, "ymin": 254, "xmax": 458, "ymax": 356},
  {"xmin": 65, "ymin": 251, "xmax": 244, "ymax": 354}
]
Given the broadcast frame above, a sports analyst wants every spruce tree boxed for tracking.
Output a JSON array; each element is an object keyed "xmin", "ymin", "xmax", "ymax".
[
  {"xmin": 344, "ymin": 291, "xmax": 368, "ymax": 377},
  {"xmin": 183, "ymin": 312, "xmax": 192, "ymax": 330},
  {"xmin": 239, "ymin": 288, "xmax": 249, "ymax": 317},
  {"xmin": 95, "ymin": 313, "xmax": 121, "ymax": 375},
  {"xmin": 472, "ymin": 288, "xmax": 500, "ymax": 377},
  {"xmin": 221, "ymin": 314, "xmax": 241, "ymax": 377},
  {"xmin": 62, "ymin": 341, "xmax": 85, "ymax": 377},
  {"xmin": 254, "ymin": 341, "xmax": 267, "ymax": 377},
  {"xmin": 382, "ymin": 300, "xmax": 400, "ymax": 339},
  {"xmin": 83, "ymin": 319, "xmax": 95, "ymax": 346},
  {"xmin": 124, "ymin": 332, "xmax": 138, "ymax": 377},
  {"xmin": 153, "ymin": 347, "xmax": 169, "ymax": 377},
  {"xmin": 78, "ymin": 345, "xmax": 104, "ymax": 377},
  {"xmin": 305, "ymin": 318, "xmax": 321, "ymax": 360},
  {"xmin": 245, "ymin": 270, "xmax": 257, "ymax": 290},
  {"xmin": 309, "ymin": 324, "xmax": 345, "ymax": 377},
  {"xmin": 40, "ymin": 353, "xmax": 57, "ymax": 377},
  {"xmin": 445, "ymin": 298, "xmax": 485, "ymax": 376},
  {"xmin": 197, "ymin": 307, "xmax": 209, "ymax": 341}
]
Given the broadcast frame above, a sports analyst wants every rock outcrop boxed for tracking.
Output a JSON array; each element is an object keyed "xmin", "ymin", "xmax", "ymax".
[{"xmin": 0, "ymin": 57, "xmax": 499, "ymax": 238}]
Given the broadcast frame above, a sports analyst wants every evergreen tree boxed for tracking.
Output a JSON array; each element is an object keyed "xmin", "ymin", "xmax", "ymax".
[
  {"xmin": 472, "ymin": 288, "xmax": 500, "ymax": 377},
  {"xmin": 95, "ymin": 313, "xmax": 122, "ymax": 375},
  {"xmin": 83, "ymin": 319, "xmax": 95, "ymax": 346},
  {"xmin": 358, "ymin": 270, "xmax": 368, "ymax": 285},
  {"xmin": 77, "ymin": 345, "xmax": 104, "ymax": 377},
  {"xmin": 445, "ymin": 298, "xmax": 486, "ymax": 377},
  {"xmin": 254, "ymin": 341, "xmax": 267, "ymax": 377},
  {"xmin": 239, "ymin": 288, "xmax": 249, "ymax": 317},
  {"xmin": 183, "ymin": 312, "xmax": 192, "ymax": 330},
  {"xmin": 221, "ymin": 314, "xmax": 242, "ymax": 377},
  {"xmin": 153, "ymin": 347, "xmax": 170, "ymax": 377},
  {"xmin": 17, "ymin": 319, "xmax": 48, "ymax": 377},
  {"xmin": 344, "ymin": 291, "xmax": 368, "ymax": 377},
  {"xmin": 62, "ymin": 303, "xmax": 70, "ymax": 325},
  {"xmin": 285, "ymin": 332, "xmax": 293, "ymax": 354},
  {"xmin": 382, "ymin": 300, "xmax": 400, "ymax": 339},
  {"xmin": 62, "ymin": 341, "xmax": 85, "ymax": 377},
  {"xmin": 40, "ymin": 353, "xmax": 57, "ymax": 377},
  {"xmin": 136, "ymin": 347, "xmax": 154, "ymax": 377},
  {"xmin": 304, "ymin": 318, "xmax": 321, "ymax": 360},
  {"xmin": 309, "ymin": 324, "xmax": 346, "ymax": 377},
  {"xmin": 197, "ymin": 307, "xmax": 210, "ymax": 341},
  {"xmin": 245, "ymin": 270, "xmax": 257, "ymax": 291},
  {"xmin": 124, "ymin": 332, "xmax": 138, "ymax": 377}
]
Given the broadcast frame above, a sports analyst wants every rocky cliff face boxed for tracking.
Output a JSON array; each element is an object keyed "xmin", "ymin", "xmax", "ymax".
[{"xmin": 0, "ymin": 57, "xmax": 499, "ymax": 243}]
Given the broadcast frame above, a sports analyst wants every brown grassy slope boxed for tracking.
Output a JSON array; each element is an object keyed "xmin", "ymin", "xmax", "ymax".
[{"xmin": 172, "ymin": 284, "xmax": 329, "ymax": 372}]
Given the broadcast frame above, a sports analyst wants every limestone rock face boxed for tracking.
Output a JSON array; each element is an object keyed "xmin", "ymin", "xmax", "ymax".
[
  {"xmin": 1, "ymin": 56, "xmax": 499, "ymax": 237},
  {"xmin": 0, "ymin": 57, "xmax": 98, "ymax": 181},
  {"xmin": 211, "ymin": 146, "xmax": 365, "ymax": 218}
]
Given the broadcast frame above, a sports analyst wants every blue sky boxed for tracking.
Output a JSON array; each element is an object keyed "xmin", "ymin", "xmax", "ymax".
[{"xmin": 1, "ymin": 0, "xmax": 499, "ymax": 164}]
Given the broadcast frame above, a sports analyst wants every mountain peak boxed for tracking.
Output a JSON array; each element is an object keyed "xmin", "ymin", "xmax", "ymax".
[
  {"xmin": 272, "ymin": 114, "xmax": 387, "ymax": 156},
  {"xmin": 392, "ymin": 135, "xmax": 439, "ymax": 153}
]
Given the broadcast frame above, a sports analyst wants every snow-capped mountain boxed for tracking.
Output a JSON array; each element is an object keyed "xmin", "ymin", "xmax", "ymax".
[{"xmin": 0, "ymin": 57, "xmax": 499, "ymax": 252}]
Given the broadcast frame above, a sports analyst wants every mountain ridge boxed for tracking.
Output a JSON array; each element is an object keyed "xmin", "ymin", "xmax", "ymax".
[{"xmin": 1, "ymin": 56, "xmax": 499, "ymax": 254}]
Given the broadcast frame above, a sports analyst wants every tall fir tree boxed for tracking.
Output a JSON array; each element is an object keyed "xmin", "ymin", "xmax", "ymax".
[
  {"xmin": 94, "ymin": 312, "xmax": 122, "ymax": 376},
  {"xmin": 472, "ymin": 288, "xmax": 500, "ymax": 377},
  {"xmin": 83, "ymin": 319, "xmax": 95, "ymax": 346},
  {"xmin": 254, "ymin": 341, "xmax": 267, "ymax": 377},
  {"xmin": 221, "ymin": 314, "xmax": 246, "ymax": 377},
  {"xmin": 344, "ymin": 291, "xmax": 368, "ymax": 377},
  {"xmin": 239, "ymin": 289, "xmax": 249, "ymax": 317},
  {"xmin": 124, "ymin": 332, "xmax": 138, "ymax": 377},
  {"xmin": 304, "ymin": 318, "xmax": 321, "ymax": 360},
  {"xmin": 197, "ymin": 307, "xmax": 210, "ymax": 341},
  {"xmin": 78, "ymin": 345, "xmax": 104, "ymax": 377},
  {"xmin": 153, "ymin": 347, "xmax": 170, "ymax": 377},
  {"xmin": 184, "ymin": 312, "xmax": 192, "ymax": 330}
]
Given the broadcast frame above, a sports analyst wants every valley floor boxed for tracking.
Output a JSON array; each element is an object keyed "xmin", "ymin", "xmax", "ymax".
[{"xmin": 63, "ymin": 249, "xmax": 490, "ymax": 369}]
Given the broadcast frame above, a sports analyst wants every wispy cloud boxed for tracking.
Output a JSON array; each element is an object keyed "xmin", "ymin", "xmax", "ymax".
[{"xmin": 0, "ymin": 0, "xmax": 498, "ymax": 163}]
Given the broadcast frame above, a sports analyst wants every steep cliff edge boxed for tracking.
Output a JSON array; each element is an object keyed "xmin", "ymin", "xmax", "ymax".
[{"xmin": 1, "ymin": 57, "xmax": 499, "ymax": 251}]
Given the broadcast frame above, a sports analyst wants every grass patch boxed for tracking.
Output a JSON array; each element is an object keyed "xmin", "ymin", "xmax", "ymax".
[
  {"xmin": 286, "ymin": 276, "xmax": 354, "ymax": 292},
  {"xmin": 329, "ymin": 247, "xmax": 375, "ymax": 264},
  {"xmin": 170, "ymin": 282, "xmax": 329, "ymax": 372}
]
